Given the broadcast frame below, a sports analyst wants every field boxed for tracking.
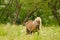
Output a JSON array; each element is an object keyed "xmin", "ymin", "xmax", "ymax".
[{"xmin": 0, "ymin": 24, "xmax": 60, "ymax": 40}]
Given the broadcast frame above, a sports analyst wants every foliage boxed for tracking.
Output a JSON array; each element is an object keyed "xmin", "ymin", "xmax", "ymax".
[{"xmin": 0, "ymin": 0, "xmax": 60, "ymax": 26}]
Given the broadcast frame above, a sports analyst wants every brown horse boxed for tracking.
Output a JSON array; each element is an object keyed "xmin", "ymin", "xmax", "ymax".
[{"xmin": 25, "ymin": 17, "xmax": 42, "ymax": 35}]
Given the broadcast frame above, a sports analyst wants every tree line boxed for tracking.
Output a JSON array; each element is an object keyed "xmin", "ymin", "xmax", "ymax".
[{"xmin": 0, "ymin": 0, "xmax": 60, "ymax": 26}]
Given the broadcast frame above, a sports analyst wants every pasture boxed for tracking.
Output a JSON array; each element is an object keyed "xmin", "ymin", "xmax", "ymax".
[{"xmin": 0, "ymin": 24, "xmax": 60, "ymax": 40}]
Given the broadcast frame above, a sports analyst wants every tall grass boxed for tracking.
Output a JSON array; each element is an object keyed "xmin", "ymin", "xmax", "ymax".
[{"xmin": 0, "ymin": 24, "xmax": 60, "ymax": 40}]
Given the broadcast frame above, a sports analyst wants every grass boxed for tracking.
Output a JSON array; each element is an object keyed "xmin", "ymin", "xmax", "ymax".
[{"xmin": 0, "ymin": 24, "xmax": 60, "ymax": 40}]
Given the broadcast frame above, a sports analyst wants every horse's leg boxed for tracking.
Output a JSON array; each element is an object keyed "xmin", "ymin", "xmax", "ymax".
[
  {"xmin": 26, "ymin": 29, "xmax": 32, "ymax": 35},
  {"xmin": 37, "ymin": 26, "xmax": 40, "ymax": 35},
  {"xmin": 26, "ymin": 28, "xmax": 30, "ymax": 34},
  {"xmin": 38, "ymin": 30, "xmax": 39, "ymax": 35}
]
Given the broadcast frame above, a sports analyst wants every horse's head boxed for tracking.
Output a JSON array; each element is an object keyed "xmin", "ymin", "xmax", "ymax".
[{"xmin": 34, "ymin": 17, "xmax": 41, "ymax": 25}]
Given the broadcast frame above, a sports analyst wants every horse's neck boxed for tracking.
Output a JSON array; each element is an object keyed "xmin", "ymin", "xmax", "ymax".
[{"xmin": 33, "ymin": 21, "xmax": 38, "ymax": 25}]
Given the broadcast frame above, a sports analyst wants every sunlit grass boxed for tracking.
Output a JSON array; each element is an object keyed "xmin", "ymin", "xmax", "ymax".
[{"xmin": 0, "ymin": 24, "xmax": 60, "ymax": 40}]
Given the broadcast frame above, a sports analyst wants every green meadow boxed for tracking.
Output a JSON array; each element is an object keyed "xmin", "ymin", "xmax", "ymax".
[{"xmin": 0, "ymin": 24, "xmax": 60, "ymax": 40}]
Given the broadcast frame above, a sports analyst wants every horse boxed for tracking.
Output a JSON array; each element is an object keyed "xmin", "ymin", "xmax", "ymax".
[{"xmin": 25, "ymin": 17, "xmax": 42, "ymax": 35}]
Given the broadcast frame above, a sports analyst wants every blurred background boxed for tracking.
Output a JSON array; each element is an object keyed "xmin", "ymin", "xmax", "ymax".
[{"xmin": 0, "ymin": 0, "xmax": 60, "ymax": 26}]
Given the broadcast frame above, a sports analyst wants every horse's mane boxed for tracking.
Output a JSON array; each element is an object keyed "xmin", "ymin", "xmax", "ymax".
[{"xmin": 34, "ymin": 17, "xmax": 42, "ymax": 29}]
